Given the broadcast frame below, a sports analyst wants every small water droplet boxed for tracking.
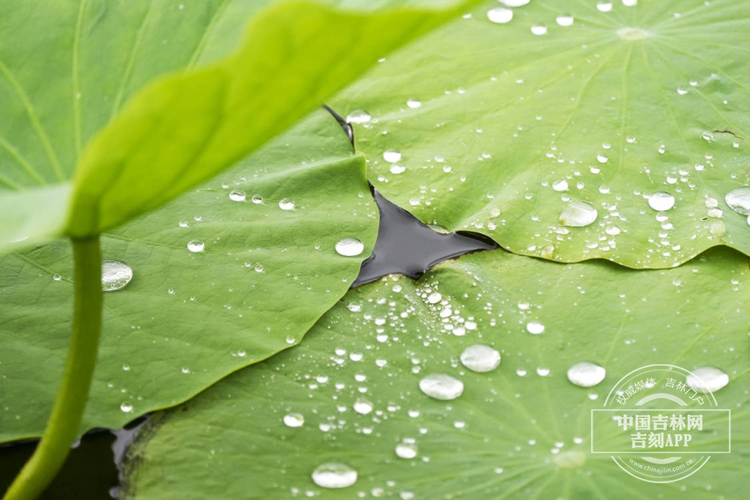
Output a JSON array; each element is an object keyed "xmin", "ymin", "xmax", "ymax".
[
  {"xmin": 460, "ymin": 344, "xmax": 501, "ymax": 373},
  {"xmin": 390, "ymin": 164, "xmax": 406, "ymax": 174},
  {"xmin": 499, "ymin": 0, "xmax": 529, "ymax": 6},
  {"xmin": 487, "ymin": 7, "xmax": 513, "ymax": 24},
  {"xmin": 552, "ymin": 179, "xmax": 569, "ymax": 192},
  {"xmin": 530, "ymin": 24, "xmax": 547, "ymax": 36},
  {"xmin": 427, "ymin": 292, "xmax": 442, "ymax": 304},
  {"xmin": 346, "ymin": 110, "xmax": 371, "ymax": 124},
  {"xmin": 120, "ymin": 403, "xmax": 133, "ymax": 413},
  {"xmin": 279, "ymin": 199, "xmax": 295, "ymax": 210},
  {"xmin": 406, "ymin": 99, "xmax": 421, "ymax": 109},
  {"xmin": 187, "ymin": 240, "xmax": 205, "ymax": 253},
  {"xmin": 560, "ymin": 201, "xmax": 598, "ymax": 227},
  {"xmin": 556, "ymin": 14, "xmax": 574, "ymax": 26},
  {"xmin": 395, "ymin": 441, "xmax": 418, "ymax": 459},
  {"xmin": 648, "ymin": 192, "xmax": 675, "ymax": 212},
  {"xmin": 567, "ymin": 362, "xmax": 606, "ymax": 388},
  {"xmin": 383, "ymin": 150, "xmax": 402, "ymax": 163},
  {"xmin": 101, "ymin": 260, "xmax": 133, "ymax": 291},
  {"xmin": 596, "ymin": 1, "xmax": 612, "ymax": 12},
  {"xmin": 311, "ymin": 463, "xmax": 357, "ymax": 489},
  {"xmin": 283, "ymin": 413, "xmax": 305, "ymax": 427},
  {"xmin": 53, "ymin": 273, "xmax": 62, "ymax": 281},
  {"xmin": 335, "ymin": 237, "xmax": 364, "ymax": 257},
  {"xmin": 725, "ymin": 187, "xmax": 750, "ymax": 215},
  {"xmin": 353, "ymin": 399, "xmax": 373, "ymax": 415},
  {"xmin": 228, "ymin": 190, "xmax": 246, "ymax": 202},
  {"xmin": 687, "ymin": 367, "xmax": 729, "ymax": 393},
  {"xmin": 526, "ymin": 321, "xmax": 545, "ymax": 335},
  {"xmin": 419, "ymin": 373, "xmax": 464, "ymax": 400},
  {"xmin": 251, "ymin": 194, "xmax": 263, "ymax": 204}
]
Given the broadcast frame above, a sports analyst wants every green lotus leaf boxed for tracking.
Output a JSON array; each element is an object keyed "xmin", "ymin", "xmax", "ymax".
[
  {"xmin": 123, "ymin": 247, "xmax": 750, "ymax": 498},
  {"xmin": 0, "ymin": 110, "xmax": 377, "ymax": 442},
  {"xmin": 0, "ymin": 0, "xmax": 472, "ymax": 249},
  {"xmin": 332, "ymin": 0, "xmax": 750, "ymax": 268}
]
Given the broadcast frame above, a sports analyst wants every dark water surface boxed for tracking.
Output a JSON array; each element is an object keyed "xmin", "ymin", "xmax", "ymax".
[{"xmin": 0, "ymin": 109, "xmax": 498, "ymax": 498}]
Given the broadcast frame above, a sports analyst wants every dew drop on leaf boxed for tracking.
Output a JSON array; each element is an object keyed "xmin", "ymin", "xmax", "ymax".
[
  {"xmin": 725, "ymin": 187, "xmax": 750, "ymax": 215},
  {"xmin": 395, "ymin": 440, "xmax": 418, "ymax": 459},
  {"xmin": 499, "ymin": 0, "xmax": 529, "ymax": 6},
  {"xmin": 556, "ymin": 14, "xmax": 574, "ymax": 26},
  {"xmin": 283, "ymin": 413, "xmax": 304, "ymax": 428},
  {"xmin": 596, "ymin": 1, "xmax": 613, "ymax": 12},
  {"xmin": 335, "ymin": 237, "xmax": 364, "ymax": 257},
  {"xmin": 228, "ymin": 190, "xmax": 246, "ymax": 202},
  {"xmin": 419, "ymin": 373, "xmax": 464, "ymax": 400},
  {"xmin": 311, "ymin": 463, "xmax": 357, "ymax": 489},
  {"xmin": 346, "ymin": 110, "xmax": 371, "ymax": 124},
  {"xmin": 460, "ymin": 344, "xmax": 501, "ymax": 373},
  {"xmin": 383, "ymin": 150, "xmax": 402, "ymax": 163},
  {"xmin": 353, "ymin": 399, "xmax": 373, "ymax": 415},
  {"xmin": 120, "ymin": 403, "xmax": 133, "ymax": 413},
  {"xmin": 687, "ymin": 367, "xmax": 729, "ymax": 393},
  {"xmin": 406, "ymin": 99, "xmax": 421, "ymax": 109},
  {"xmin": 530, "ymin": 24, "xmax": 547, "ymax": 35},
  {"xmin": 559, "ymin": 201, "xmax": 598, "ymax": 227},
  {"xmin": 487, "ymin": 7, "xmax": 513, "ymax": 24},
  {"xmin": 526, "ymin": 321, "xmax": 545, "ymax": 335},
  {"xmin": 278, "ymin": 198, "xmax": 295, "ymax": 210},
  {"xmin": 101, "ymin": 260, "xmax": 133, "ymax": 292},
  {"xmin": 648, "ymin": 192, "xmax": 675, "ymax": 212},
  {"xmin": 187, "ymin": 240, "xmax": 205, "ymax": 253},
  {"xmin": 567, "ymin": 362, "xmax": 606, "ymax": 388}
]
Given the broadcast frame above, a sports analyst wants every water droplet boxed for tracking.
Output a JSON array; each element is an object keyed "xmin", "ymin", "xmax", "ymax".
[
  {"xmin": 499, "ymin": 0, "xmax": 529, "ymax": 6},
  {"xmin": 648, "ymin": 192, "xmax": 675, "ymax": 212},
  {"xmin": 556, "ymin": 14, "xmax": 574, "ymax": 26},
  {"xmin": 53, "ymin": 273, "xmax": 62, "ymax": 281},
  {"xmin": 187, "ymin": 240, "xmax": 204, "ymax": 253},
  {"xmin": 553, "ymin": 450, "xmax": 586, "ymax": 468},
  {"xmin": 596, "ymin": 1, "xmax": 613, "ymax": 12},
  {"xmin": 279, "ymin": 199, "xmax": 295, "ymax": 210},
  {"xmin": 353, "ymin": 399, "xmax": 373, "ymax": 415},
  {"xmin": 101, "ymin": 260, "xmax": 133, "ymax": 292},
  {"xmin": 530, "ymin": 24, "xmax": 547, "ymax": 36},
  {"xmin": 120, "ymin": 403, "xmax": 133, "ymax": 413},
  {"xmin": 536, "ymin": 367, "xmax": 551, "ymax": 376},
  {"xmin": 526, "ymin": 321, "xmax": 545, "ymax": 335},
  {"xmin": 335, "ymin": 237, "xmax": 364, "ymax": 257},
  {"xmin": 228, "ymin": 190, "xmax": 246, "ymax": 202},
  {"xmin": 406, "ymin": 99, "xmax": 421, "ymax": 109},
  {"xmin": 560, "ymin": 201, "xmax": 598, "ymax": 227},
  {"xmin": 395, "ymin": 441, "xmax": 418, "ymax": 459},
  {"xmin": 283, "ymin": 413, "xmax": 305, "ymax": 427},
  {"xmin": 346, "ymin": 110, "xmax": 371, "ymax": 124},
  {"xmin": 311, "ymin": 463, "xmax": 357, "ymax": 489},
  {"xmin": 390, "ymin": 164, "xmax": 406, "ymax": 174},
  {"xmin": 427, "ymin": 292, "xmax": 442, "ymax": 304},
  {"xmin": 383, "ymin": 150, "xmax": 402, "ymax": 163},
  {"xmin": 460, "ymin": 344, "xmax": 501, "ymax": 373},
  {"xmin": 487, "ymin": 7, "xmax": 513, "ymax": 24},
  {"xmin": 419, "ymin": 373, "xmax": 464, "ymax": 400},
  {"xmin": 725, "ymin": 187, "xmax": 750, "ymax": 215},
  {"xmin": 687, "ymin": 367, "xmax": 729, "ymax": 393},
  {"xmin": 567, "ymin": 362, "xmax": 606, "ymax": 388},
  {"xmin": 552, "ymin": 179, "xmax": 569, "ymax": 192},
  {"xmin": 251, "ymin": 194, "xmax": 263, "ymax": 204}
]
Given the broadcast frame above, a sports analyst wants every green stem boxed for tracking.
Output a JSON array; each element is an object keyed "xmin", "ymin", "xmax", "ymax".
[{"xmin": 3, "ymin": 236, "xmax": 102, "ymax": 500}]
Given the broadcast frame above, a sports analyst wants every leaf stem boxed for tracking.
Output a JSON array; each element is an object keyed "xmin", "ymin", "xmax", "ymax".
[{"xmin": 3, "ymin": 236, "xmax": 102, "ymax": 500}]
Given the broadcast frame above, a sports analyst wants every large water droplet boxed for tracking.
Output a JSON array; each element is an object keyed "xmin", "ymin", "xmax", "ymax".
[
  {"xmin": 279, "ymin": 199, "xmax": 295, "ymax": 210},
  {"xmin": 499, "ymin": 0, "xmax": 529, "ymax": 6},
  {"xmin": 283, "ymin": 413, "xmax": 304, "ymax": 428},
  {"xmin": 419, "ymin": 373, "xmax": 464, "ymax": 400},
  {"xmin": 395, "ymin": 441, "xmax": 418, "ymax": 459},
  {"xmin": 101, "ymin": 260, "xmax": 133, "ymax": 292},
  {"xmin": 487, "ymin": 7, "xmax": 513, "ymax": 24},
  {"xmin": 383, "ymin": 150, "xmax": 402, "ymax": 163},
  {"xmin": 725, "ymin": 187, "xmax": 750, "ymax": 215},
  {"xmin": 596, "ymin": 1, "xmax": 613, "ymax": 12},
  {"xmin": 187, "ymin": 240, "xmax": 205, "ymax": 253},
  {"xmin": 556, "ymin": 14, "xmax": 574, "ymax": 26},
  {"xmin": 687, "ymin": 367, "xmax": 729, "ymax": 393},
  {"xmin": 346, "ymin": 110, "xmax": 371, "ymax": 124},
  {"xmin": 526, "ymin": 321, "xmax": 545, "ymax": 335},
  {"xmin": 567, "ymin": 362, "xmax": 606, "ymax": 388},
  {"xmin": 406, "ymin": 99, "xmax": 421, "ymax": 109},
  {"xmin": 560, "ymin": 202, "xmax": 598, "ymax": 227},
  {"xmin": 311, "ymin": 463, "xmax": 357, "ymax": 489},
  {"xmin": 335, "ymin": 237, "xmax": 364, "ymax": 257},
  {"xmin": 648, "ymin": 192, "xmax": 675, "ymax": 212},
  {"xmin": 228, "ymin": 190, "xmax": 246, "ymax": 202},
  {"xmin": 353, "ymin": 399, "xmax": 373, "ymax": 415},
  {"xmin": 460, "ymin": 344, "xmax": 501, "ymax": 373}
]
